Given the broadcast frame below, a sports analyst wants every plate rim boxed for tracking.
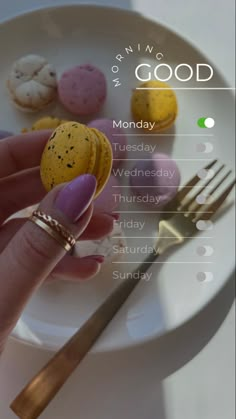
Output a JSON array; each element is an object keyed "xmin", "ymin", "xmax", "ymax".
[
  {"xmin": 0, "ymin": 2, "xmax": 234, "ymax": 90},
  {"xmin": 0, "ymin": 3, "xmax": 234, "ymax": 352}
]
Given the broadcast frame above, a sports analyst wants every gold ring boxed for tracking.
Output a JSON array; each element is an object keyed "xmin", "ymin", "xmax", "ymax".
[{"xmin": 29, "ymin": 210, "xmax": 76, "ymax": 252}]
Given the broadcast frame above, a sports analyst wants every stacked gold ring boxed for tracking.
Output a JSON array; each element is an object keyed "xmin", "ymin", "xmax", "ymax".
[{"xmin": 30, "ymin": 210, "xmax": 76, "ymax": 252}]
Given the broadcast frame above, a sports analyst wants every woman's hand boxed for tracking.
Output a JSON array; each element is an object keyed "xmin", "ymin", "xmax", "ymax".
[{"xmin": 0, "ymin": 131, "xmax": 115, "ymax": 352}]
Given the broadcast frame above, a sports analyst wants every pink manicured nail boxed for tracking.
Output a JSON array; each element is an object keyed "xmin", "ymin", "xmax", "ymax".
[
  {"xmin": 89, "ymin": 255, "xmax": 105, "ymax": 263},
  {"xmin": 55, "ymin": 175, "xmax": 97, "ymax": 222},
  {"xmin": 111, "ymin": 213, "xmax": 120, "ymax": 220},
  {"xmin": 104, "ymin": 213, "xmax": 120, "ymax": 220}
]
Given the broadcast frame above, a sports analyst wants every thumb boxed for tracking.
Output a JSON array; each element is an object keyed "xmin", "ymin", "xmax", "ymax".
[{"xmin": 0, "ymin": 174, "xmax": 96, "ymax": 349}]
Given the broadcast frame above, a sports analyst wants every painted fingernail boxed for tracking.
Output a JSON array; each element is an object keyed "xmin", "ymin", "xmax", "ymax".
[
  {"xmin": 112, "ymin": 213, "xmax": 120, "ymax": 220},
  {"xmin": 89, "ymin": 255, "xmax": 105, "ymax": 263},
  {"xmin": 104, "ymin": 213, "xmax": 120, "ymax": 220},
  {"xmin": 55, "ymin": 175, "xmax": 97, "ymax": 222}
]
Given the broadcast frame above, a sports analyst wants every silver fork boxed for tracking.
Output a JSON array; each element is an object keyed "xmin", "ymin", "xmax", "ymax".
[{"xmin": 11, "ymin": 160, "xmax": 235, "ymax": 419}]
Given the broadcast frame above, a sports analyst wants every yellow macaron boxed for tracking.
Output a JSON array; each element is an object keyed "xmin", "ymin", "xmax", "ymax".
[
  {"xmin": 131, "ymin": 80, "xmax": 178, "ymax": 132},
  {"xmin": 40, "ymin": 121, "xmax": 112, "ymax": 198},
  {"xmin": 22, "ymin": 116, "xmax": 68, "ymax": 133}
]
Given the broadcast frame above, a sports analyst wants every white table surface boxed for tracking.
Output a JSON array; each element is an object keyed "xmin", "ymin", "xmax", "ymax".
[{"xmin": 0, "ymin": 1, "xmax": 235, "ymax": 418}]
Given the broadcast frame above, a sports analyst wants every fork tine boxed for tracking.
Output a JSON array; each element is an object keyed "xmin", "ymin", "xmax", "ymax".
[
  {"xmin": 209, "ymin": 170, "xmax": 232, "ymax": 196},
  {"xmin": 175, "ymin": 159, "xmax": 217, "ymax": 202},
  {"xmin": 191, "ymin": 170, "xmax": 232, "ymax": 215},
  {"xmin": 199, "ymin": 179, "xmax": 236, "ymax": 221},
  {"xmin": 162, "ymin": 160, "xmax": 218, "ymax": 218},
  {"xmin": 180, "ymin": 163, "xmax": 225, "ymax": 211}
]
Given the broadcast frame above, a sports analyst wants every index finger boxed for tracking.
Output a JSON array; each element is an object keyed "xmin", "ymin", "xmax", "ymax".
[{"xmin": 0, "ymin": 130, "xmax": 52, "ymax": 178}]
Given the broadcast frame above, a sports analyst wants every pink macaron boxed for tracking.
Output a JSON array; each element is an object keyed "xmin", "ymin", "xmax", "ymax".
[
  {"xmin": 94, "ymin": 175, "xmax": 120, "ymax": 212},
  {"xmin": 88, "ymin": 118, "xmax": 127, "ymax": 168},
  {"xmin": 129, "ymin": 153, "xmax": 181, "ymax": 209},
  {"xmin": 58, "ymin": 64, "xmax": 107, "ymax": 116}
]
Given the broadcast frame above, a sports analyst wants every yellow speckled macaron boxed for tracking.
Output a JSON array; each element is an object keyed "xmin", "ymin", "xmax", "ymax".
[
  {"xmin": 89, "ymin": 127, "xmax": 114, "ymax": 194},
  {"xmin": 21, "ymin": 116, "xmax": 68, "ymax": 133},
  {"xmin": 40, "ymin": 121, "xmax": 113, "ymax": 198},
  {"xmin": 131, "ymin": 80, "xmax": 178, "ymax": 132}
]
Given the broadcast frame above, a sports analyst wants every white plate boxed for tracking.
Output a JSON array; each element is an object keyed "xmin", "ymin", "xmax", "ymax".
[{"xmin": 0, "ymin": 5, "xmax": 235, "ymax": 352}]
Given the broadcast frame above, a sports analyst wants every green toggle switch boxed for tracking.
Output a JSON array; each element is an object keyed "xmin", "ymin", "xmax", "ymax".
[{"xmin": 198, "ymin": 117, "xmax": 215, "ymax": 128}]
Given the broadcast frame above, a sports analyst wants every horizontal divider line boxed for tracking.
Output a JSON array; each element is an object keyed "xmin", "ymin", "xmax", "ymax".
[
  {"xmin": 112, "ymin": 236, "xmax": 213, "ymax": 239},
  {"xmin": 112, "ymin": 158, "xmax": 211, "ymax": 161},
  {"xmin": 112, "ymin": 261, "xmax": 213, "ymax": 264},
  {"xmin": 136, "ymin": 87, "xmax": 235, "ymax": 90},
  {"xmin": 111, "ymin": 185, "xmax": 213, "ymax": 188},
  {"xmin": 112, "ymin": 134, "xmax": 214, "ymax": 137},
  {"xmin": 113, "ymin": 211, "xmax": 213, "ymax": 213}
]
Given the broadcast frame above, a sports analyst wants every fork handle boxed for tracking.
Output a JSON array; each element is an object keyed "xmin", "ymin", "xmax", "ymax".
[{"xmin": 11, "ymin": 250, "xmax": 159, "ymax": 419}]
